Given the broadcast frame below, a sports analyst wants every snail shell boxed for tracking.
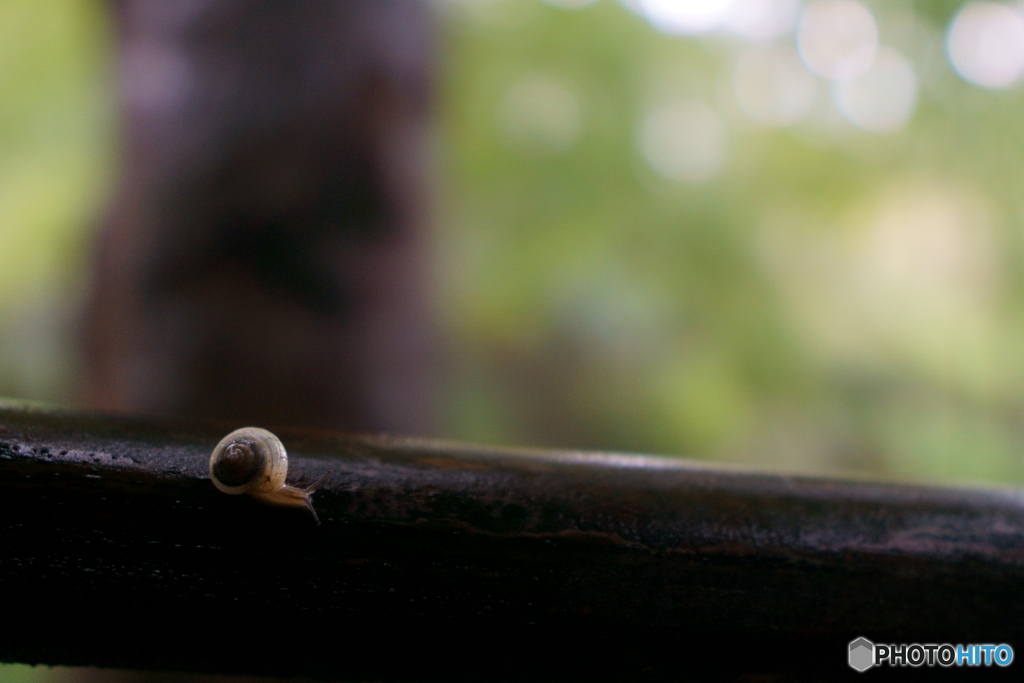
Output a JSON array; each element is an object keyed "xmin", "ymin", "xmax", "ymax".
[{"xmin": 209, "ymin": 427, "xmax": 328, "ymax": 524}]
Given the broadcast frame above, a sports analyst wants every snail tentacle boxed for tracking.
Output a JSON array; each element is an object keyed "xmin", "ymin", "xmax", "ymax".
[{"xmin": 251, "ymin": 471, "xmax": 332, "ymax": 525}]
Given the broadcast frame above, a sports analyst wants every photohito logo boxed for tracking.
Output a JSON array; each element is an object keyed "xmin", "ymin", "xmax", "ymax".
[
  {"xmin": 848, "ymin": 637, "xmax": 1014, "ymax": 671},
  {"xmin": 849, "ymin": 638, "xmax": 875, "ymax": 672}
]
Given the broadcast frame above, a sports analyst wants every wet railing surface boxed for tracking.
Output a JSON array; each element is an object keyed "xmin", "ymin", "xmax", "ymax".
[{"xmin": 0, "ymin": 400, "xmax": 1021, "ymax": 681}]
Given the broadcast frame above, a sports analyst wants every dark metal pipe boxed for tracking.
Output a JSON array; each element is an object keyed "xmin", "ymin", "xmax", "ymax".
[{"xmin": 1, "ymin": 400, "xmax": 1021, "ymax": 680}]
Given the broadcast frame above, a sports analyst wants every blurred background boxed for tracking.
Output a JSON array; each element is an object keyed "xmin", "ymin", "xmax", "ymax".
[
  {"xmin": 5, "ymin": 0, "xmax": 1024, "ymax": 469},
  {"xmin": 431, "ymin": 0, "xmax": 1024, "ymax": 484},
  {"xmin": 5, "ymin": 0, "xmax": 1024, "ymax": 678}
]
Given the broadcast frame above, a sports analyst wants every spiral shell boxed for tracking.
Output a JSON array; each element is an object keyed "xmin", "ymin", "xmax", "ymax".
[
  {"xmin": 209, "ymin": 426, "xmax": 328, "ymax": 524},
  {"xmin": 210, "ymin": 427, "xmax": 288, "ymax": 495}
]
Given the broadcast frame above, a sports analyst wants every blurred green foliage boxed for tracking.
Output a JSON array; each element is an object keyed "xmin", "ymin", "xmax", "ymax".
[
  {"xmin": 0, "ymin": 0, "xmax": 114, "ymax": 404},
  {"xmin": 0, "ymin": 664, "xmax": 66, "ymax": 683},
  {"xmin": 432, "ymin": 0, "xmax": 1024, "ymax": 484}
]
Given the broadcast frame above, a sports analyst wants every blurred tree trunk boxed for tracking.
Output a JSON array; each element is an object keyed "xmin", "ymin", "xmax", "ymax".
[{"xmin": 82, "ymin": 0, "xmax": 435, "ymax": 435}]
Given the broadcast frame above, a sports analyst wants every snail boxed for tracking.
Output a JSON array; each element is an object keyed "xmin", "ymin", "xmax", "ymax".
[{"xmin": 209, "ymin": 427, "xmax": 329, "ymax": 524}]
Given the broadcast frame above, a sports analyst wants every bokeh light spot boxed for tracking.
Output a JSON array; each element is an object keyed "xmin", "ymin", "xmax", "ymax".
[
  {"xmin": 797, "ymin": 0, "xmax": 879, "ymax": 81},
  {"xmin": 724, "ymin": 0, "xmax": 800, "ymax": 41},
  {"xmin": 636, "ymin": 0, "xmax": 737, "ymax": 35},
  {"xmin": 734, "ymin": 44, "xmax": 817, "ymax": 126},
  {"xmin": 498, "ymin": 75, "xmax": 582, "ymax": 156},
  {"xmin": 834, "ymin": 46, "xmax": 917, "ymax": 133},
  {"xmin": 947, "ymin": 2, "xmax": 1024, "ymax": 89},
  {"xmin": 639, "ymin": 100, "xmax": 727, "ymax": 183}
]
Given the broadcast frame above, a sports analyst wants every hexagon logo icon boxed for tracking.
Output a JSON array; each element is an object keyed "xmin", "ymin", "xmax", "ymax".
[{"xmin": 849, "ymin": 637, "xmax": 875, "ymax": 672}]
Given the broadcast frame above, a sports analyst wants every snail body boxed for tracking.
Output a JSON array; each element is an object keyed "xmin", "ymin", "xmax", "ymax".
[{"xmin": 209, "ymin": 427, "xmax": 328, "ymax": 524}]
